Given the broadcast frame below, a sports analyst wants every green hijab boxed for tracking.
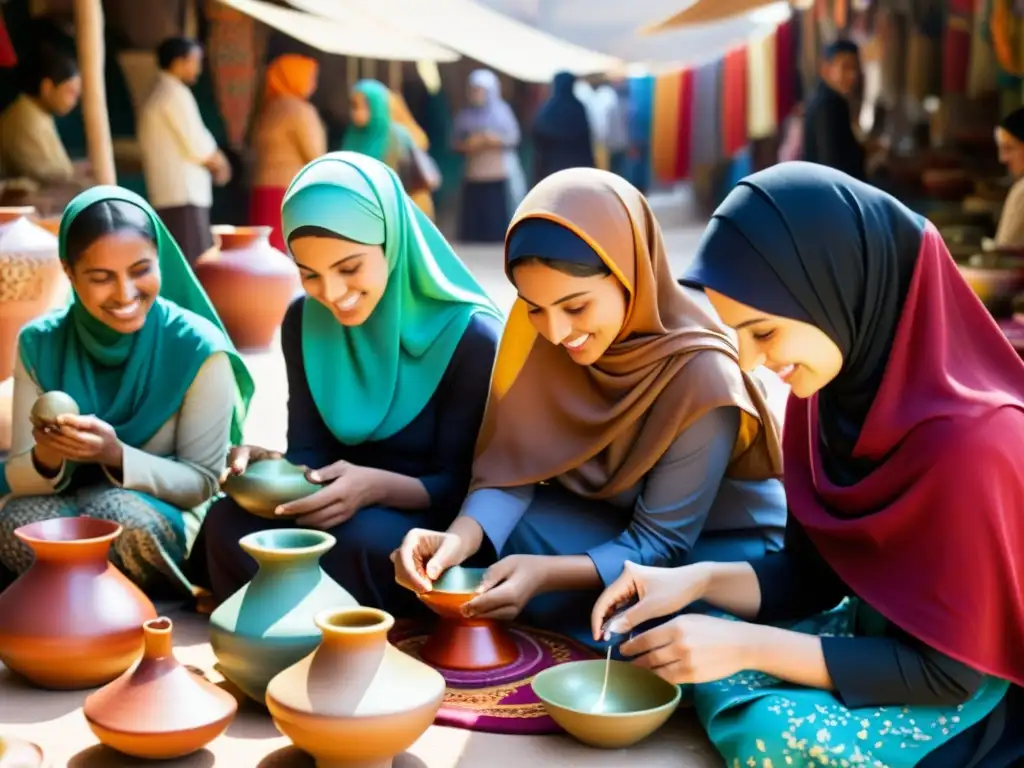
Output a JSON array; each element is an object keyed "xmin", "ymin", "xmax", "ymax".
[
  {"xmin": 18, "ymin": 186, "xmax": 254, "ymax": 449},
  {"xmin": 341, "ymin": 79, "xmax": 410, "ymax": 162},
  {"xmin": 281, "ymin": 151, "xmax": 502, "ymax": 444}
]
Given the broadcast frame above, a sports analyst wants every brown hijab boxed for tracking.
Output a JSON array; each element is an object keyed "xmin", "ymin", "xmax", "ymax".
[{"xmin": 471, "ymin": 168, "xmax": 782, "ymax": 498}]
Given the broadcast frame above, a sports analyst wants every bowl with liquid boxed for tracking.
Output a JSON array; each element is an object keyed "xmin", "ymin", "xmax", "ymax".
[
  {"xmin": 415, "ymin": 566, "xmax": 519, "ymax": 671},
  {"xmin": 221, "ymin": 458, "xmax": 321, "ymax": 519},
  {"xmin": 531, "ymin": 659, "xmax": 681, "ymax": 748}
]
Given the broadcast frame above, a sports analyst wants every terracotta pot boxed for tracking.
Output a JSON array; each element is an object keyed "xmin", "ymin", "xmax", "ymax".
[
  {"xmin": 83, "ymin": 616, "xmax": 238, "ymax": 759},
  {"xmin": 209, "ymin": 528, "xmax": 358, "ymax": 704},
  {"xmin": 0, "ymin": 207, "xmax": 67, "ymax": 381},
  {"xmin": 957, "ymin": 253, "xmax": 1024, "ymax": 318},
  {"xmin": 417, "ymin": 567, "xmax": 518, "ymax": 671},
  {"xmin": 194, "ymin": 225, "xmax": 300, "ymax": 352},
  {"xmin": 266, "ymin": 607, "xmax": 445, "ymax": 768},
  {"xmin": 0, "ymin": 517, "xmax": 157, "ymax": 689}
]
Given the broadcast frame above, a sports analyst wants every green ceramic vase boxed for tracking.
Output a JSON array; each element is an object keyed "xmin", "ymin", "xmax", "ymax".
[{"xmin": 209, "ymin": 528, "xmax": 357, "ymax": 704}]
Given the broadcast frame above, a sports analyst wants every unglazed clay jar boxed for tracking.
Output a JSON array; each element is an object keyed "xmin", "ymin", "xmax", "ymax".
[
  {"xmin": 29, "ymin": 390, "xmax": 80, "ymax": 425},
  {"xmin": 266, "ymin": 607, "xmax": 445, "ymax": 768},
  {"xmin": 209, "ymin": 528, "xmax": 358, "ymax": 704},
  {"xmin": 221, "ymin": 458, "xmax": 321, "ymax": 519},
  {"xmin": 0, "ymin": 517, "xmax": 157, "ymax": 689},
  {"xmin": 84, "ymin": 617, "xmax": 238, "ymax": 759}
]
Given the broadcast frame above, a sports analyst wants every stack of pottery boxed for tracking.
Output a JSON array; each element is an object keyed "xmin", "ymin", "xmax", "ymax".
[
  {"xmin": 84, "ymin": 617, "xmax": 237, "ymax": 759},
  {"xmin": 209, "ymin": 528, "xmax": 357, "ymax": 703},
  {"xmin": 194, "ymin": 225, "xmax": 300, "ymax": 352},
  {"xmin": 266, "ymin": 607, "xmax": 445, "ymax": 768},
  {"xmin": 0, "ymin": 517, "xmax": 157, "ymax": 689}
]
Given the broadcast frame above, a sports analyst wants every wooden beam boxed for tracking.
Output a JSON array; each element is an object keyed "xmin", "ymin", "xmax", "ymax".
[{"xmin": 74, "ymin": 0, "xmax": 116, "ymax": 185}]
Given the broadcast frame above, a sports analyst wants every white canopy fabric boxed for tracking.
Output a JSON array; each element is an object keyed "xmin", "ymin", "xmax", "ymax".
[
  {"xmin": 216, "ymin": 0, "xmax": 460, "ymax": 62},
  {"xmin": 641, "ymin": 0, "xmax": 787, "ymax": 33},
  {"xmin": 287, "ymin": 0, "xmax": 621, "ymax": 82}
]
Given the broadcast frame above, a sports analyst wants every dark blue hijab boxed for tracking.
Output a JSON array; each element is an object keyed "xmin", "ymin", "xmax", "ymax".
[{"xmin": 683, "ymin": 162, "xmax": 924, "ymax": 483}]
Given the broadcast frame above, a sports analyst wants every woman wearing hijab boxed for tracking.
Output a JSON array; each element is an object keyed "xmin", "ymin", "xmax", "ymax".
[
  {"xmin": 530, "ymin": 71, "xmax": 595, "ymax": 184},
  {"xmin": 452, "ymin": 68, "xmax": 523, "ymax": 243},
  {"xmin": 592, "ymin": 162, "xmax": 1024, "ymax": 767},
  {"xmin": 393, "ymin": 168, "xmax": 787, "ymax": 647},
  {"xmin": 993, "ymin": 107, "xmax": 1024, "ymax": 248},
  {"xmin": 343, "ymin": 79, "xmax": 437, "ymax": 219},
  {"xmin": 0, "ymin": 186, "xmax": 254, "ymax": 596},
  {"xmin": 251, "ymin": 54, "xmax": 326, "ymax": 252},
  {"xmin": 192, "ymin": 152, "xmax": 502, "ymax": 613}
]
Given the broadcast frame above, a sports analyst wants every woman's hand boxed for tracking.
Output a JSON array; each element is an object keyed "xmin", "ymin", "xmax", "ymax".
[
  {"xmin": 391, "ymin": 528, "xmax": 470, "ymax": 594},
  {"xmin": 274, "ymin": 461, "xmax": 376, "ymax": 529},
  {"xmin": 223, "ymin": 445, "xmax": 284, "ymax": 479},
  {"xmin": 34, "ymin": 414, "xmax": 123, "ymax": 467},
  {"xmin": 619, "ymin": 614, "xmax": 756, "ymax": 685},
  {"xmin": 462, "ymin": 554, "xmax": 548, "ymax": 621},
  {"xmin": 591, "ymin": 561, "xmax": 711, "ymax": 642}
]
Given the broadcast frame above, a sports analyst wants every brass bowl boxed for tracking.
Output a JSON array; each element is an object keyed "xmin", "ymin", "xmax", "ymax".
[
  {"xmin": 416, "ymin": 566, "xmax": 518, "ymax": 671},
  {"xmin": 221, "ymin": 458, "xmax": 321, "ymax": 519},
  {"xmin": 531, "ymin": 660, "xmax": 681, "ymax": 749}
]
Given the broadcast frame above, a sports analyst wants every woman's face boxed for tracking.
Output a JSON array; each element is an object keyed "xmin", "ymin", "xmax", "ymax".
[
  {"xmin": 995, "ymin": 127, "xmax": 1024, "ymax": 177},
  {"xmin": 349, "ymin": 91, "xmax": 370, "ymax": 128},
  {"xmin": 468, "ymin": 84, "xmax": 487, "ymax": 107},
  {"xmin": 705, "ymin": 289, "xmax": 843, "ymax": 398},
  {"xmin": 290, "ymin": 235, "xmax": 388, "ymax": 326},
  {"xmin": 512, "ymin": 261, "xmax": 627, "ymax": 366},
  {"xmin": 66, "ymin": 232, "xmax": 161, "ymax": 335}
]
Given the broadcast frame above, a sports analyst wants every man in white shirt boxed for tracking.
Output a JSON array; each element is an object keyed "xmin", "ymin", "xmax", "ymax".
[{"xmin": 138, "ymin": 37, "xmax": 230, "ymax": 265}]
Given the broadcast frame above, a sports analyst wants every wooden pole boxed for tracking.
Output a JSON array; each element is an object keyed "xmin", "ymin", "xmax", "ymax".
[
  {"xmin": 388, "ymin": 60, "xmax": 401, "ymax": 91},
  {"xmin": 74, "ymin": 0, "xmax": 116, "ymax": 185}
]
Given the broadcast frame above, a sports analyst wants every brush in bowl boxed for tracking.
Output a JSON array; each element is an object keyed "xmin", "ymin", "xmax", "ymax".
[
  {"xmin": 415, "ymin": 566, "xmax": 518, "ymax": 671},
  {"xmin": 531, "ymin": 659, "xmax": 681, "ymax": 748},
  {"xmin": 221, "ymin": 458, "xmax": 321, "ymax": 519}
]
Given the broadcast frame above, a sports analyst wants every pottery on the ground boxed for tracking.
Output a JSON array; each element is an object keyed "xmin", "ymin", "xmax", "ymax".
[
  {"xmin": 221, "ymin": 458, "xmax": 321, "ymax": 519},
  {"xmin": 0, "ymin": 735, "xmax": 45, "ymax": 768},
  {"xmin": 193, "ymin": 225, "xmax": 300, "ymax": 352},
  {"xmin": 83, "ymin": 616, "xmax": 237, "ymax": 759},
  {"xmin": 209, "ymin": 528, "xmax": 358, "ymax": 704},
  {"xmin": 0, "ymin": 517, "xmax": 157, "ymax": 689},
  {"xmin": 416, "ymin": 566, "xmax": 518, "ymax": 671},
  {"xmin": 267, "ymin": 607, "xmax": 445, "ymax": 768},
  {"xmin": 957, "ymin": 252, "xmax": 1024, "ymax": 318},
  {"xmin": 29, "ymin": 390, "xmax": 80, "ymax": 426},
  {"xmin": 531, "ymin": 659, "xmax": 681, "ymax": 749},
  {"xmin": 0, "ymin": 207, "xmax": 66, "ymax": 382}
]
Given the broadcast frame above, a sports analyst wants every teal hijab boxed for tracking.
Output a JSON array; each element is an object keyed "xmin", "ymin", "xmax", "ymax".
[
  {"xmin": 282, "ymin": 151, "xmax": 502, "ymax": 444},
  {"xmin": 341, "ymin": 79, "xmax": 409, "ymax": 162},
  {"xmin": 18, "ymin": 186, "xmax": 255, "ymax": 449}
]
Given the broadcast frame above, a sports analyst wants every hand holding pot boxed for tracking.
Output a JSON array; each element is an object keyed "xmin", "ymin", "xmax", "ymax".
[
  {"xmin": 274, "ymin": 461, "xmax": 375, "ymax": 529},
  {"xmin": 391, "ymin": 528, "xmax": 469, "ymax": 593},
  {"xmin": 34, "ymin": 414, "xmax": 123, "ymax": 468},
  {"xmin": 223, "ymin": 445, "xmax": 284, "ymax": 480},
  {"xmin": 462, "ymin": 554, "xmax": 548, "ymax": 621}
]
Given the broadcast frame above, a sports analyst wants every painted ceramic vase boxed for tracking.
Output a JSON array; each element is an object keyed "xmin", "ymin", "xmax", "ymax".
[
  {"xmin": 194, "ymin": 225, "xmax": 300, "ymax": 352},
  {"xmin": 417, "ymin": 566, "xmax": 518, "ymax": 671},
  {"xmin": 0, "ymin": 517, "xmax": 157, "ymax": 689},
  {"xmin": 221, "ymin": 458, "xmax": 321, "ymax": 519},
  {"xmin": 266, "ymin": 607, "xmax": 445, "ymax": 768},
  {"xmin": 83, "ymin": 616, "xmax": 238, "ymax": 759},
  {"xmin": 209, "ymin": 528, "xmax": 357, "ymax": 704}
]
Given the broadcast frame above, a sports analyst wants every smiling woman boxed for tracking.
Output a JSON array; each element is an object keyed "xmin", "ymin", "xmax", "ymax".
[{"xmin": 0, "ymin": 186, "xmax": 254, "ymax": 597}]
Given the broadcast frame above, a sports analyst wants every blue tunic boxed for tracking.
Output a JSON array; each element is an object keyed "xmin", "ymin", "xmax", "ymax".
[
  {"xmin": 192, "ymin": 297, "xmax": 501, "ymax": 613},
  {"xmin": 461, "ymin": 405, "xmax": 788, "ymax": 647}
]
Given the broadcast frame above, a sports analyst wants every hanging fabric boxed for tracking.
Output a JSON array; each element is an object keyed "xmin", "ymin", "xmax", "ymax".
[
  {"xmin": 204, "ymin": 0, "xmax": 261, "ymax": 151},
  {"xmin": 775, "ymin": 18, "xmax": 798, "ymax": 126},
  {"xmin": 651, "ymin": 70, "xmax": 682, "ymax": 182},
  {"xmin": 674, "ymin": 68, "xmax": 695, "ymax": 181},
  {"xmin": 722, "ymin": 47, "xmax": 749, "ymax": 157},
  {"xmin": 943, "ymin": 0, "xmax": 974, "ymax": 95},
  {"xmin": 747, "ymin": 29, "xmax": 778, "ymax": 140}
]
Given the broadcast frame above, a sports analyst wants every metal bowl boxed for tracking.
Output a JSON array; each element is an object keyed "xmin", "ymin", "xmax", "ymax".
[
  {"xmin": 221, "ymin": 458, "xmax": 321, "ymax": 519},
  {"xmin": 531, "ymin": 659, "xmax": 681, "ymax": 749}
]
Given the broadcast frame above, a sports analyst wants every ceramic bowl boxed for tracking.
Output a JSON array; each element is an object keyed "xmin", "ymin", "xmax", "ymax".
[
  {"xmin": 0, "ymin": 735, "xmax": 45, "ymax": 768},
  {"xmin": 221, "ymin": 458, "xmax": 321, "ymax": 519},
  {"xmin": 417, "ymin": 566, "xmax": 488, "ymax": 619},
  {"xmin": 30, "ymin": 390, "xmax": 79, "ymax": 426},
  {"xmin": 531, "ymin": 659, "xmax": 681, "ymax": 749}
]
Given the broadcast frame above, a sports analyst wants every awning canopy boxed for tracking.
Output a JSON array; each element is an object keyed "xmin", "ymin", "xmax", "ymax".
[
  {"xmin": 287, "ymin": 0, "xmax": 621, "ymax": 82},
  {"xmin": 216, "ymin": 0, "xmax": 459, "ymax": 62},
  {"xmin": 641, "ymin": 0, "xmax": 786, "ymax": 33}
]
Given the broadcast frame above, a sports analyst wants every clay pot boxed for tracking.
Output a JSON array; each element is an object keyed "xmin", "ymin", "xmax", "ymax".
[
  {"xmin": 0, "ymin": 516, "xmax": 157, "ymax": 689},
  {"xmin": 221, "ymin": 458, "xmax": 321, "ymax": 519},
  {"xmin": 209, "ymin": 528, "xmax": 358, "ymax": 704},
  {"xmin": 0, "ymin": 735, "xmax": 45, "ymax": 768},
  {"xmin": 417, "ymin": 566, "xmax": 518, "ymax": 671},
  {"xmin": 266, "ymin": 607, "xmax": 445, "ymax": 768},
  {"xmin": 957, "ymin": 252, "xmax": 1024, "ymax": 318},
  {"xmin": 0, "ymin": 207, "xmax": 67, "ymax": 381},
  {"xmin": 194, "ymin": 225, "xmax": 300, "ymax": 352},
  {"xmin": 83, "ymin": 616, "xmax": 238, "ymax": 759}
]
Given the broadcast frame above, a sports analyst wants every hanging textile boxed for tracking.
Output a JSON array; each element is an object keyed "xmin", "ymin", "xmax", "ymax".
[
  {"xmin": 775, "ymin": 18, "xmax": 798, "ymax": 126},
  {"xmin": 0, "ymin": 12, "xmax": 16, "ymax": 69},
  {"xmin": 674, "ymin": 68, "xmax": 695, "ymax": 181},
  {"xmin": 691, "ymin": 60, "xmax": 723, "ymax": 171},
  {"xmin": 943, "ymin": 0, "xmax": 973, "ymax": 95},
  {"xmin": 722, "ymin": 47, "xmax": 748, "ymax": 157},
  {"xmin": 651, "ymin": 70, "xmax": 682, "ymax": 182},
  {"xmin": 990, "ymin": 0, "xmax": 1024, "ymax": 85},
  {"xmin": 747, "ymin": 29, "xmax": 777, "ymax": 140},
  {"xmin": 970, "ymin": 0, "xmax": 1001, "ymax": 95},
  {"xmin": 204, "ymin": 0, "xmax": 260, "ymax": 151},
  {"xmin": 626, "ymin": 74, "xmax": 654, "ymax": 192}
]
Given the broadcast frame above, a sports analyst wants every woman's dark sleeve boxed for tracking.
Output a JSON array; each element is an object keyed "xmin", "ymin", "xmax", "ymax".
[
  {"xmin": 280, "ymin": 297, "xmax": 336, "ymax": 469},
  {"xmin": 416, "ymin": 314, "xmax": 500, "ymax": 513}
]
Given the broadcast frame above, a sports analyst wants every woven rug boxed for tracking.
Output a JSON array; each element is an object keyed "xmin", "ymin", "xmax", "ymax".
[{"xmin": 389, "ymin": 621, "xmax": 599, "ymax": 735}]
